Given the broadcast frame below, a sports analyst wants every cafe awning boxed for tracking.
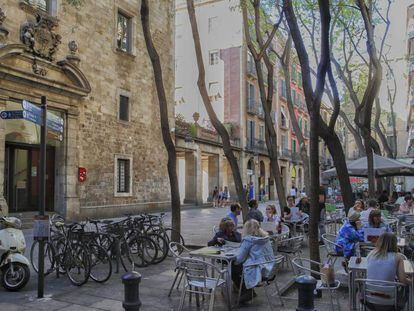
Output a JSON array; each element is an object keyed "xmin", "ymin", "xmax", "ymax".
[{"xmin": 322, "ymin": 154, "xmax": 414, "ymax": 178}]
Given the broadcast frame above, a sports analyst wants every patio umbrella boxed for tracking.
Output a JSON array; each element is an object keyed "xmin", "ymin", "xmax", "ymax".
[{"xmin": 322, "ymin": 154, "xmax": 414, "ymax": 178}]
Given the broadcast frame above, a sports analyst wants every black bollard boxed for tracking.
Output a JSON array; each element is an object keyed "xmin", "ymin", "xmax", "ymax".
[
  {"xmin": 122, "ymin": 271, "xmax": 142, "ymax": 311},
  {"xmin": 296, "ymin": 275, "xmax": 317, "ymax": 311}
]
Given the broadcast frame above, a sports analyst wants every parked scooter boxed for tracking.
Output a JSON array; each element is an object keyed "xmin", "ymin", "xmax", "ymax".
[{"xmin": 0, "ymin": 208, "xmax": 30, "ymax": 291}]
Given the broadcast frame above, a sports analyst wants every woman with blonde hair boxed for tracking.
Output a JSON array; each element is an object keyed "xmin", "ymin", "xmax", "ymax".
[
  {"xmin": 232, "ymin": 219, "xmax": 275, "ymax": 303},
  {"xmin": 207, "ymin": 217, "xmax": 241, "ymax": 246},
  {"xmin": 366, "ymin": 232, "xmax": 410, "ymax": 310}
]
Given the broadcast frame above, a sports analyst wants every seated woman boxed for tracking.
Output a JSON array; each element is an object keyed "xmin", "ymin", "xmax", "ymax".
[
  {"xmin": 366, "ymin": 233, "xmax": 410, "ymax": 311},
  {"xmin": 207, "ymin": 218, "xmax": 241, "ymax": 246},
  {"xmin": 263, "ymin": 205, "xmax": 280, "ymax": 223},
  {"xmin": 335, "ymin": 213, "xmax": 364, "ymax": 260},
  {"xmin": 348, "ymin": 199, "xmax": 365, "ymax": 218},
  {"xmin": 365, "ymin": 209, "xmax": 391, "ymax": 232},
  {"xmin": 232, "ymin": 219, "xmax": 275, "ymax": 303}
]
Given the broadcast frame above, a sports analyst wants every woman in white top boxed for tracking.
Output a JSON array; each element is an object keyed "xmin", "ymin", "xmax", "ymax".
[{"xmin": 263, "ymin": 205, "xmax": 280, "ymax": 222}]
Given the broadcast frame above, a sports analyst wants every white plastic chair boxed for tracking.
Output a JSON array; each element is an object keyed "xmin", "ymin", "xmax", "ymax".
[{"xmin": 177, "ymin": 257, "xmax": 229, "ymax": 311}]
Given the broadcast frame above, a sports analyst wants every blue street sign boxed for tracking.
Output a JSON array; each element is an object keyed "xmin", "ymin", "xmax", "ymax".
[
  {"xmin": 0, "ymin": 110, "xmax": 23, "ymax": 119},
  {"xmin": 22, "ymin": 100, "xmax": 42, "ymax": 115},
  {"xmin": 23, "ymin": 110, "xmax": 42, "ymax": 125},
  {"xmin": 22, "ymin": 100, "xmax": 64, "ymax": 133},
  {"xmin": 47, "ymin": 119, "xmax": 64, "ymax": 133}
]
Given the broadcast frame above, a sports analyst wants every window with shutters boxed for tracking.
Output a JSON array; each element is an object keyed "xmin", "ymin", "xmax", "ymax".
[{"xmin": 114, "ymin": 155, "xmax": 133, "ymax": 196}]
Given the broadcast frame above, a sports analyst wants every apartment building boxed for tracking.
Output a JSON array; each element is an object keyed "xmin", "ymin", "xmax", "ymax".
[{"xmin": 174, "ymin": 0, "xmax": 310, "ymax": 202}]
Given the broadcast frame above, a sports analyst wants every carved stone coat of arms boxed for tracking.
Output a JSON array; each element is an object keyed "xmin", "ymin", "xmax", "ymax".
[{"xmin": 21, "ymin": 15, "xmax": 61, "ymax": 61}]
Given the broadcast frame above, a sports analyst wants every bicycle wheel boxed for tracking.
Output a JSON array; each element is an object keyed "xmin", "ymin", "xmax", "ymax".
[
  {"xmin": 147, "ymin": 233, "xmax": 168, "ymax": 264},
  {"xmin": 64, "ymin": 244, "xmax": 91, "ymax": 286},
  {"xmin": 163, "ymin": 228, "xmax": 185, "ymax": 256},
  {"xmin": 30, "ymin": 240, "xmax": 55, "ymax": 276},
  {"xmin": 89, "ymin": 243, "xmax": 112, "ymax": 283},
  {"xmin": 128, "ymin": 236, "xmax": 158, "ymax": 267}
]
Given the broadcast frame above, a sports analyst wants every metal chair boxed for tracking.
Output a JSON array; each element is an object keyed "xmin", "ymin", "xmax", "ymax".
[
  {"xmin": 321, "ymin": 233, "xmax": 343, "ymax": 265},
  {"xmin": 236, "ymin": 255, "xmax": 285, "ymax": 310},
  {"xmin": 277, "ymin": 236, "xmax": 304, "ymax": 270},
  {"xmin": 292, "ymin": 257, "xmax": 341, "ymax": 311},
  {"xmin": 177, "ymin": 257, "xmax": 229, "ymax": 311},
  {"xmin": 355, "ymin": 278, "xmax": 408, "ymax": 311},
  {"xmin": 168, "ymin": 242, "xmax": 191, "ymax": 297}
]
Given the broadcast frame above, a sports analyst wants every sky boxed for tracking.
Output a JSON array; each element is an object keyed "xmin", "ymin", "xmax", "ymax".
[{"xmin": 377, "ymin": 0, "xmax": 412, "ymax": 118}]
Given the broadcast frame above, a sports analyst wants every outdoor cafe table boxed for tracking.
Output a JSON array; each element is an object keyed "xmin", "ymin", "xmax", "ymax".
[
  {"xmin": 189, "ymin": 245, "xmax": 239, "ymax": 310},
  {"xmin": 348, "ymin": 256, "xmax": 414, "ymax": 311}
]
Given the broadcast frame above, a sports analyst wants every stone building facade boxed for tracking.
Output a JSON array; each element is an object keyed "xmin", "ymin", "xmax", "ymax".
[{"xmin": 0, "ymin": 0, "xmax": 174, "ymax": 219}]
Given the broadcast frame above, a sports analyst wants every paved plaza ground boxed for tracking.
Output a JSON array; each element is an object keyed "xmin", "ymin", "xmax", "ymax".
[{"xmin": 0, "ymin": 203, "xmax": 351, "ymax": 310}]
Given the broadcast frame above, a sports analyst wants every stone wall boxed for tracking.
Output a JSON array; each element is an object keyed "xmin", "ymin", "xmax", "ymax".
[{"xmin": 0, "ymin": 0, "xmax": 174, "ymax": 218}]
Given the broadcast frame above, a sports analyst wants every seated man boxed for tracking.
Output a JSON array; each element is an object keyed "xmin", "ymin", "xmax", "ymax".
[
  {"xmin": 227, "ymin": 203, "xmax": 241, "ymax": 228},
  {"xmin": 360, "ymin": 199, "xmax": 379, "ymax": 225},
  {"xmin": 247, "ymin": 199, "xmax": 264, "ymax": 223}
]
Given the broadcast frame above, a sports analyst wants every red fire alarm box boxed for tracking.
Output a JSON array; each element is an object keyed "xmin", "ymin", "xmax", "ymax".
[{"xmin": 78, "ymin": 167, "xmax": 87, "ymax": 182}]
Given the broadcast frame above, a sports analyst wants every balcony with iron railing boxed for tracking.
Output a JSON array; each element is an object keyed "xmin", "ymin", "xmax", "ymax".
[
  {"xmin": 291, "ymin": 152, "xmax": 302, "ymax": 164},
  {"xmin": 246, "ymin": 138, "xmax": 268, "ymax": 154},
  {"xmin": 279, "ymin": 148, "xmax": 292, "ymax": 160},
  {"xmin": 247, "ymin": 100, "xmax": 265, "ymax": 119}
]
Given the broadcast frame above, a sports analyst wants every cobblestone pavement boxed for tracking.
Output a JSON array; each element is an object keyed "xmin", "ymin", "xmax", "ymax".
[{"xmin": 0, "ymin": 202, "xmax": 350, "ymax": 310}]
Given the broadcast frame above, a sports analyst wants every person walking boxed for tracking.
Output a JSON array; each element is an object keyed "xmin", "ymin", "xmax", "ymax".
[
  {"xmin": 212, "ymin": 186, "xmax": 219, "ymax": 208},
  {"xmin": 248, "ymin": 182, "xmax": 255, "ymax": 201}
]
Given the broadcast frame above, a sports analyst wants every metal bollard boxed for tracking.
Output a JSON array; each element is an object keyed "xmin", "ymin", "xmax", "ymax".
[
  {"xmin": 122, "ymin": 271, "xmax": 142, "ymax": 311},
  {"xmin": 296, "ymin": 275, "xmax": 317, "ymax": 311}
]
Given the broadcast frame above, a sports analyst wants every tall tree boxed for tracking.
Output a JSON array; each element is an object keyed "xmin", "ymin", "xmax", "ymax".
[
  {"xmin": 290, "ymin": 0, "xmax": 354, "ymax": 211},
  {"xmin": 140, "ymin": 0, "xmax": 181, "ymax": 240},
  {"xmin": 186, "ymin": 0, "xmax": 249, "ymax": 219},
  {"xmin": 241, "ymin": 0, "xmax": 287, "ymax": 208},
  {"xmin": 283, "ymin": 0, "xmax": 331, "ymax": 266},
  {"xmin": 331, "ymin": 0, "xmax": 392, "ymax": 197},
  {"xmin": 274, "ymin": 35, "xmax": 311, "ymax": 197}
]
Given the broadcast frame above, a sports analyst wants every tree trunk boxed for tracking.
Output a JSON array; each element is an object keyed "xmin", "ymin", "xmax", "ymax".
[
  {"xmin": 319, "ymin": 122, "xmax": 354, "ymax": 212},
  {"xmin": 186, "ymin": 0, "xmax": 249, "ymax": 219},
  {"xmin": 140, "ymin": 0, "xmax": 181, "ymax": 240},
  {"xmin": 374, "ymin": 98, "xmax": 393, "ymax": 158},
  {"xmin": 241, "ymin": 0, "xmax": 287, "ymax": 208},
  {"xmin": 281, "ymin": 37, "xmax": 311, "ymax": 194},
  {"xmin": 339, "ymin": 111, "xmax": 366, "ymax": 157},
  {"xmin": 283, "ymin": 0, "xmax": 332, "ymax": 270},
  {"xmin": 364, "ymin": 133, "xmax": 376, "ymax": 198}
]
